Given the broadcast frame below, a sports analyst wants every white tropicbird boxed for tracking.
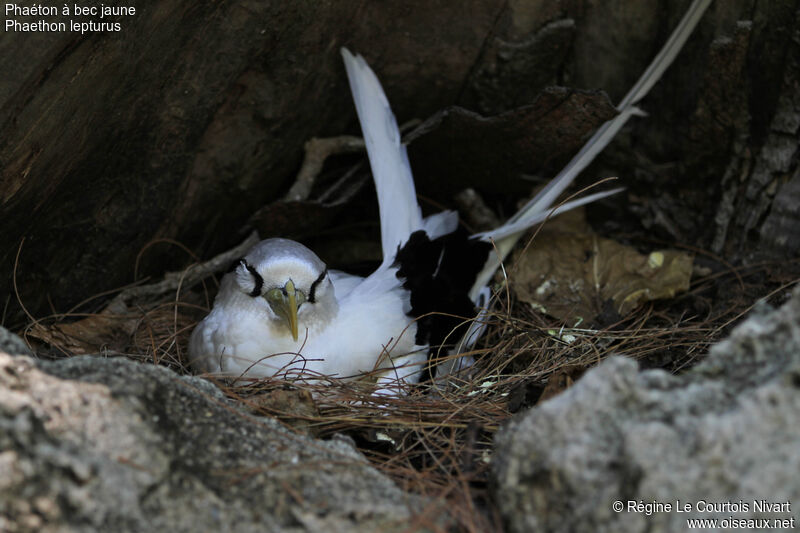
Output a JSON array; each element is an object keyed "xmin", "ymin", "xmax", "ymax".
[{"xmin": 189, "ymin": 1, "xmax": 710, "ymax": 391}]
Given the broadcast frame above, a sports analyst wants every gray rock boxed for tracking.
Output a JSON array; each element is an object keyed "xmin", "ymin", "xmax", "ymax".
[
  {"xmin": 492, "ymin": 287, "xmax": 800, "ymax": 533},
  {"xmin": 0, "ymin": 326, "xmax": 31, "ymax": 356},
  {"xmin": 0, "ymin": 354, "xmax": 424, "ymax": 532}
]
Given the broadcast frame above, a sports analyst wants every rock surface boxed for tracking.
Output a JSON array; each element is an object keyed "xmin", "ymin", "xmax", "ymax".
[
  {"xmin": 0, "ymin": 336, "xmax": 422, "ymax": 532},
  {"xmin": 492, "ymin": 287, "xmax": 800, "ymax": 532},
  {"xmin": 0, "ymin": 327, "xmax": 31, "ymax": 357}
]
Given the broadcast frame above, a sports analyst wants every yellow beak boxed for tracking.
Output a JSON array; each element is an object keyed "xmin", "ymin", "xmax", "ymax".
[
  {"xmin": 266, "ymin": 279, "xmax": 299, "ymax": 341},
  {"xmin": 284, "ymin": 281, "xmax": 299, "ymax": 341}
]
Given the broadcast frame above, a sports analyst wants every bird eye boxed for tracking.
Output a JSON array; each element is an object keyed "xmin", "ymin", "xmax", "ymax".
[
  {"xmin": 266, "ymin": 287, "xmax": 283, "ymax": 303},
  {"xmin": 265, "ymin": 286, "xmax": 308, "ymax": 308}
]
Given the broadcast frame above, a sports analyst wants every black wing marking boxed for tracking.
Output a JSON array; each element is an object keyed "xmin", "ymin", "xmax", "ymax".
[{"xmin": 393, "ymin": 228, "xmax": 491, "ymax": 380}]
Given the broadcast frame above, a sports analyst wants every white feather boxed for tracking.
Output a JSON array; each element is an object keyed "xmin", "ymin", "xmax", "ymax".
[
  {"xmin": 421, "ymin": 210, "xmax": 459, "ymax": 238},
  {"xmin": 341, "ymin": 48, "xmax": 423, "ymax": 266},
  {"xmin": 328, "ymin": 270, "xmax": 363, "ymax": 299},
  {"xmin": 189, "ymin": 266, "xmax": 424, "ymax": 383}
]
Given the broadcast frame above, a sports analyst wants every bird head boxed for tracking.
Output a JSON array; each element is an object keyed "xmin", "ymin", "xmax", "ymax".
[{"xmin": 232, "ymin": 238, "xmax": 335, "ymax": 341}]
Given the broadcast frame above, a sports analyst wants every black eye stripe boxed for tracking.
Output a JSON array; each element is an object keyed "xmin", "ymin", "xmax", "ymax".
[
  {"xmin": 242, "ymin": 260, "xmax": 263, "ymax": 297},
  {"xmin": 308, "ymin": 268, "xmax": 327, "ymax": 303},
  {"xmin": 227, "ymin": 258, "xmax": 243, "ymax": 273}
]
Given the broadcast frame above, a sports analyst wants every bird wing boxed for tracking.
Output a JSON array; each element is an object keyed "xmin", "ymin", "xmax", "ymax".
[
  {"xmin": 328, "ymin": 269, "xmax": 364, "ymax": 299},
  {"xmin": 341, "ymin": 48, "xmax": 423, "ymax": 267}
]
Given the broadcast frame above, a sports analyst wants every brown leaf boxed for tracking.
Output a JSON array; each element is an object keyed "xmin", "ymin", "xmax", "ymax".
[
  {"xmin": 538, "ymin": 365, "xmax": 587, "ymax": 403},
  {"xmin": 29, "ymin": 300, "xmax": 137, "ymax": 354},
  {"xmin": 512, "ymin": 209, "xmax": 693, "ymax": 325}
]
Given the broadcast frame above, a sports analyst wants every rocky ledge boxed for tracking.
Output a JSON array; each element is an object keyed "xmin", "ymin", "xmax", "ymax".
[
  {"xmin": 0, "ymin": 349, "xmax": 421, "ymax": 532},
  {"xmin": 493, "ymin": 287, "xmax": 800, "ymax": 532}
]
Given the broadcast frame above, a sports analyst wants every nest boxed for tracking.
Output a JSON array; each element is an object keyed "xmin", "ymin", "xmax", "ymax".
[{"xmin": 14, "ymin": 229, "xmax": 798, "ymax": 532}]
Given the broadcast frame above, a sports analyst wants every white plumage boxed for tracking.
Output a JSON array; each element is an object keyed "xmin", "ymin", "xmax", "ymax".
[
  {"xmin": 190, "ymin": 0, "xmax": 711, "ymax": 390},
  {"xmin": 342, "ymin": 49, "xmax": 425, "ymax": 265},
  {"xmin": 189, "ymin": 241, "xmax": 425, "ymax": 384},
  {"xmin": 189, "ymin": 50, "xmax": 465, "ymax": 389}
]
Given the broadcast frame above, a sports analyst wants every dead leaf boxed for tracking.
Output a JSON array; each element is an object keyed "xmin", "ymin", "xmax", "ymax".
[
  {"xmin": 538, "ymin": 365, "xmax": 587, "ymax": 403},
  {"xmin": 29, "ymin": 299, "xmax": 137, "ymax": 354},
  {"xmin": 512, "ymin": 209, "xmax": 693, "ymax": 325}
]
